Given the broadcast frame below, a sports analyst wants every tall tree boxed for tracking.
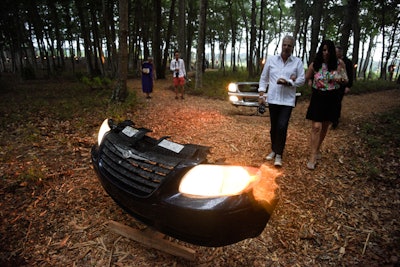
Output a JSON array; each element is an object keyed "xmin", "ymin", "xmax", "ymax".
[
  {"xmin": 248, "ymin": 0, "xmax": 257, "ymax": 77},
  {"xmin": 153, "ymin": 0, "xmax": 162, "ymax": 79},
  {"xmin": 309, "ymin": 0, "xmax": 324, "ymax": 63},
  {"xmin": 379, "ymin": 0, "xmax": 386, "ymax": 79},
  {"xmin": 161, "ymin": 0, "xmax": 176, "ymax": 79},
  {"xmin": 111, "ymin": 0, "xmax": 128, "ymax": 101},
  {"xmin": 177, "ymin": 0, "xmax": 186, "ymax": 64},
  {"xmin": 339, "ymin": 0, "xmax": 359, "ymax": 81},
  {"xmin": 195, "ymin": 0, "xmax": 207, "ymax": 90}
]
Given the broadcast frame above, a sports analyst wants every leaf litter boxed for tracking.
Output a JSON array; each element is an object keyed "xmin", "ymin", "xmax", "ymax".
[{"xmin": 0, "ymin": 77, "xmax": 399, "ymax": 266}]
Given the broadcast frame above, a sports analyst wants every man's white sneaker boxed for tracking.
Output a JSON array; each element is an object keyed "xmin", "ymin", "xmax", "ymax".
[
  {"xmin": 266, "ymin": 152, "xmax": 276, "ymax": 161},
  {"xmin": 274, "ymin": 155, "xmax": 282, "ymax": 167}
]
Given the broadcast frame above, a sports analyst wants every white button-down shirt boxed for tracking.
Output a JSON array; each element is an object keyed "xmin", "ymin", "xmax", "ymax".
[
  {"xmin": 258, "ymin": 54, "xmax": 305, "ymax": 107},
  {"xmin": 170, "ymin": 58, "xmax": 186, "ymax": 78}
]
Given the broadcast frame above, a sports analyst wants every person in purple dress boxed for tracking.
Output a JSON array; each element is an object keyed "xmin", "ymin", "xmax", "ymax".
[{"xmin": 141, "ymin": 57, "xmax": 154, "ymax": 99}]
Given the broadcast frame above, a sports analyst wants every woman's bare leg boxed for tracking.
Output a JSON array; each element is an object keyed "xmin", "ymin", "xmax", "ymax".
[
  {"xmin": 309, "ymin": 121, "xmax": 322, "ymax": 164},
  {"xmin": 317, "ymin": 121, "xmax": 331, "ymax": 152}
]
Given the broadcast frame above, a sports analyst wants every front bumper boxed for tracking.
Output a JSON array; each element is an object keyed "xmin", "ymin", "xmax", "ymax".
[{"xmin": 91, "ymin": 120, "xmax": 276, "ymax": 247}]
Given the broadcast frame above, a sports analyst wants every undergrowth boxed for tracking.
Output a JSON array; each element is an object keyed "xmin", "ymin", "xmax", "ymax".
[{"xmin": 353, "ymin": 107, "xmax": 400, "ymax": 182}]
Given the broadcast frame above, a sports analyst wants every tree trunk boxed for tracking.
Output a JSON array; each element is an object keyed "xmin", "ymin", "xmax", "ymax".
[
  {"xmin": 249, "ymin": 0, "xmax": 257, "ymax": 77},
  {"xmin": 379, "ymin": 0, "xmax": 386, "ymax": 80},
  {"xmin": 161, "ymin": 0, "xmax": 176, "ymax": 79},
  {"xmin": 309, "ymin": 0, "xmax": 324, "ymax": 63},
  {"xmin": 48, "ymin": 0, "xmax": 65, "ymax": 71},
  {"xmin": 178, "ymin": 0, "xmax": 186, "ymax": 62},
  {"xmin": 351, "ymin": 0, "xmax": 360, "ymax": 82},
  {"xmin": 360, "ymin": 35, "xmax": 376, "ymax": 79},
  {"xmin": 339, "ymin": 0, "xmax": 356, "ymax": 55},
  {"xmin": 195, "ymin": 0, "xmax": 207, "ymax": 90},
  {"xmin": 229, "ymin": 0, "xmax": 237, "ymax": 72},
  {"xmin": 75, "ymin": 0, "xmax": 95, "ymax": 76},
  {"xmin": 383, "ymin": 15, "xmax": 399, "ymax": 81},
  {"xmin": 153, "ymin": 0, "xmax": 162, "ymax": 80},
  {"xmin": 102, "ymin": 0, "xmax": 117, "ymax": 77},
  {"xmin": 186, "ymin": 1, "xmax": 197, "ymax": 72},
  {"xmin": 255, "ymin": 0, "xmax": 266, "ymax": 73},
  {"xmin": 90, "ymin": 2, "xmax": 103, "ymax": 76},
  {"xmin": 111, "ymin": 0, "xmax": 128, "ymax": 102}
]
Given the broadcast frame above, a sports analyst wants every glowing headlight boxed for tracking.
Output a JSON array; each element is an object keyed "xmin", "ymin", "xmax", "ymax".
[
  {"xmin": 179, "ymin": 165, "xmax": 258, "ymax": 197},
  {"xmin": 97, "ymin": 119, "xmax": 111, "ymax": 145},
  {"xmin": 229, "ymin": 95, "xmax": 239, "ymax": 102},
  {"xmin": 228, "ymin": 83, "xmax": 238, "ymax": 92}
]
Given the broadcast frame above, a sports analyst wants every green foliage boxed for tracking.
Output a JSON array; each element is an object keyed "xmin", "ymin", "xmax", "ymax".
[
  {"xmin": 107, "ymin": 91, "xmax": 138, "ymax": 121},
  {"xmin": 296, "ymin": 80, "xmax": 400, "ymax": 99},
  {"xmin": 80, "ymin": 75, "xmax": 113, "ymax": 90},
  {"xmin": 356, "ymin": 107, "xmax": 400, "ymax": 180},
  {"xmin": 350, "ymin": 80, "xmax": 400, "ymax": 94},
  {"xmin": 18, "ymin": 164, "xmax": 45, "ymax": 183},
  {"xmin": 186, "ymin": 70, "xmax": 259, "ymax": 99}
]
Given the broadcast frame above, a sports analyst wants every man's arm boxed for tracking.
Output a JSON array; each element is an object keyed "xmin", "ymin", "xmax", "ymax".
[
  {"xmin": 287, "ymin": 59, "xmax": 305, "ymax": 87},
  {"xmin": 258, "ymin": 59, "xmax": 270, "ymax": 93}
]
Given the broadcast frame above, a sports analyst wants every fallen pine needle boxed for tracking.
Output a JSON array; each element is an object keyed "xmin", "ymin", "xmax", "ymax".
[{"xmin": 362, "ymin": 232, "xmax": 371, "ymax": 255}]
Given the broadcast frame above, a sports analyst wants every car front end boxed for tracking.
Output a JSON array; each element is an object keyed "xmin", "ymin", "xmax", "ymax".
[{"xmin": 91, "ymin": 119, "xmax": 278, "ymax": 247}]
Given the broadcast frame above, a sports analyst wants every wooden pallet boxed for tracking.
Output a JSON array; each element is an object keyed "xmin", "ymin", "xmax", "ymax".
[{"xmin": 108, "ymin": 220, "xmax": 196, "ymax": 261}]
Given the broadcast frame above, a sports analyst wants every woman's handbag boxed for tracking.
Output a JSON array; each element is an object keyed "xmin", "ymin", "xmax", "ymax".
[{"xmin": 334, "ymin": 67, "xmax": 349, "ymax": 84}]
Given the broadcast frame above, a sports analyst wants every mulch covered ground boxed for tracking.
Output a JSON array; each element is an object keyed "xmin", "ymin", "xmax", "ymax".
[{"xmin": 0, "ymin": 77, "xmax": 399, "ymax": 266}]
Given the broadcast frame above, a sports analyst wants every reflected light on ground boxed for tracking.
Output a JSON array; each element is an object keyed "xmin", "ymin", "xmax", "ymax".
[{"xmin": 252, "ymin": 164, "xmax": 280, "ymax": 214}]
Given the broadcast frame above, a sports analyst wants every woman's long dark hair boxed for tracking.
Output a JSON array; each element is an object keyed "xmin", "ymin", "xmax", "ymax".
[{"xmin": 313, "ymin": 40, "xmax": 338, "ymax": 72}]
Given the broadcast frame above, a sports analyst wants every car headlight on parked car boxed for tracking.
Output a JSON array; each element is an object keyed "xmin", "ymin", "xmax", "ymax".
[
  {"xmin": 228, "ymin": 83, "xmax": 238, "ymax": 92},
  {"xmin": 229, "ymin": 95, "xmax": 239, "ymax": 102},
  {"xmin": 97, "ymin": 119, "xmax": 112, "ymax": 146},
  {"xmin": 179, "ymin": 165, "xmax": 258, "ymax": 197}
]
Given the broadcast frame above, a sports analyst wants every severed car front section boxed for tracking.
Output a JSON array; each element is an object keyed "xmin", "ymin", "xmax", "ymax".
[{"xmin": 91, "ymin": 119, "xmax": 279, "ymax": 247}]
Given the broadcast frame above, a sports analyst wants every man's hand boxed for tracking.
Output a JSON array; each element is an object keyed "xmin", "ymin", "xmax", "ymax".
[
  {"xmin": 277, "ymin": 78, "xmax": 287, "ymax": 85},
  {"xmin": 258, "ymin": 95, "xmax": 266, "ymax": 104},
  {"xmin": 277, "ymin": 78, "xmax": 292, "ymax": 86}
]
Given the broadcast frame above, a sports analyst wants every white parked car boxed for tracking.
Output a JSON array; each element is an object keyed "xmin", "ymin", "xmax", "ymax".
[{"xmin": 227, "ymin": 82, "xmax": 301, "ymax": 108}]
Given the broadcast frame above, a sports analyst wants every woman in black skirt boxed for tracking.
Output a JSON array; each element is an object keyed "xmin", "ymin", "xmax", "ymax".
[{"xmin": 305, "ymin": 40, "xmax": 348, "ymax": 170}]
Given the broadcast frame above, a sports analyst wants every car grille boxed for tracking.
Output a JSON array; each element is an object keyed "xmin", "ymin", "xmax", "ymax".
[
  {"xmin": 236, "ymin": 83, "xmax": 259, "ymax": 93},
  {"xmin": 100, "ymin": 137, "xmax": 179, "ymax": 197},
  {"xmin": 98, "ymin": 132, "xmax": 209, "ymax": 198}
]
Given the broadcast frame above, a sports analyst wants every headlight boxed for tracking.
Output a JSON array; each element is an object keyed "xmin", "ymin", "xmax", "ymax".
[
  {"xmin": 179, "ymin": 165, "xmax": 258, "ymax": 197},
  {"xmin": 97, "ymin": 119, "xmax": 111, "ymax": 146},
  {"xmin": 228, "ymin": 83, "xmax": 238, "ymax": 92},
  {"xmin": 229, "ymin": 95, "xmax": 239, "ymax": 102}
]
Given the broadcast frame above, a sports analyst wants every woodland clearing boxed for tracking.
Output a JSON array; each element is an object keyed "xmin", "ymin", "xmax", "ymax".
[{"xmin": 0, "ymin": 76, "xmax": 399, "ymax": 266}]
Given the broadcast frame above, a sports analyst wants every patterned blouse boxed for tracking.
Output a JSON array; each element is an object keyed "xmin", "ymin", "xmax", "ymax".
[{"xmin": 312, "ymin": 63, "xmax": 340, "ymax": 91}]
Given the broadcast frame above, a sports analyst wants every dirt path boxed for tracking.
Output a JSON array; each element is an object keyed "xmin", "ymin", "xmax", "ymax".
[
  {"xmin": 1, "ymin": 78, "xmax": 399, "ymax": 267},
  {"xmin": 130, "ymin": 80, "xmax": 399, "ymax": 168}
]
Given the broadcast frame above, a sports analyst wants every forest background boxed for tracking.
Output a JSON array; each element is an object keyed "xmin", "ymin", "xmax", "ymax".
[
  {"xmin": 0, "ymin": 0, "xmax": 399, "ymax": 100},
  {"xmin": 0, "ymin": 1, "xmax": 400, "ymax": 265}
]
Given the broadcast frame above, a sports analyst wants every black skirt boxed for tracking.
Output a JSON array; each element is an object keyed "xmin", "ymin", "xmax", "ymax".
[{"xmin": 306, "ymin": 88, "xmax": 340, "ymax": 123}]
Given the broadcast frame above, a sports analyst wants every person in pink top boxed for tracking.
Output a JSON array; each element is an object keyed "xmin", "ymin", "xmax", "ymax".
[{"xmin": 305, "ymin": 40, "xmax": 348, "ymax": 170}]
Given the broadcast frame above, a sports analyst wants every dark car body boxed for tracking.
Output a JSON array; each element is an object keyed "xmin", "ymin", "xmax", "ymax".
[{"xmin": 91, "ymin": 120, "xmax": 276, "ymax": 247}]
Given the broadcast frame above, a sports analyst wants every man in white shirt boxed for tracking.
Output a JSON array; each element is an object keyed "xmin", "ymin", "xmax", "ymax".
[
  {"xmin": 170, "ymin": 51, "xmax": 186, "ymax": 99},
  {"xmin": 258, "ymin": 35, "xmax": 305, "ymax": 167}
]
